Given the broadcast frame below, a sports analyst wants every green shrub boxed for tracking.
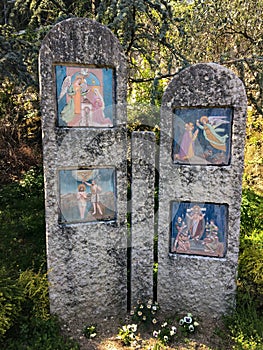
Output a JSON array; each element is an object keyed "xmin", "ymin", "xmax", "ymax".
[
  {"xmin": 226, "ymin": 189, "xmax": 263, "ymax": 349},
  {"xmin": 18, "ymin": 269, "xmax": 50, "ymax": 320},
  {"xmin": 117, "ymin": 324, "xmax": 138, "ymax": 346},
  {"xmin": 240, "ymin": 189, "xmax": 263, "ymax": 234},
  {"xmin": 0, "ymin": 268, "xmax": 79, "ymax": 350},
  {"xmin": 0, "ymin": 167, "xmax": 45, "ymax": 273},
  {"xmin": 3, "ymin": 316, "xmax": 79, "ymax": 350},
  {"xmin": 225, "ymin": 298, "xmax": 263, "ymax": 350},
  {"xmin": 0, "ymin": 268, "xmax": 23, "ymax": 337},
  {"xmin": 239, "ymin": 190, "xmax": 263, "ymax": 305}
]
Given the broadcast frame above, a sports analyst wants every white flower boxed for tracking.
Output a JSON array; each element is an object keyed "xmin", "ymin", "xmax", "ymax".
[
  {"xmin": 152, "ymin": 305, "xmax": 157, "ymax": 311},
  {"xmin": 140, "ymin": 304, "xmax": 144, "ymax": 309},
  {"xmin": 147, "ymin": 304, "xmax": 151, "ymax": 309},
  {"xmin": 130, "ymin": 310, "xmax": 134, "ymax": 316},
  {"xmin": 153, "ymin": 330, "xmax": 159, "ymax": 337},
  {"xmin": 90, "ymin": 333, "xmax": 96, "ymax": 338},
  {"xmin": 170, "ymin": 325, "xmax": 177, "ymax": 336},
  {"xmin": 179, "ymin": 319, "xmax": 184, "ymax": 325},
  {"xmin": 163, "ymin": 335, "xmax": 168, "ymax": 342},
  {"xmin": 152, "ymin": 318, "xmax": 157, "ymax": 324},
  {"xmin": 184, "ymin": 316, "xmax": 192, "ymax": 324},
  {"xmin": 161, "ymin": 322, "xmax": 167, "ymax": 328},
  {"xmin": 138, "ymin": 311, "xmax": 142, "ymax": 316},
  {"xmin": 130, "ymin": 324, "xmax": 137, "ymax": 332},
  {"xmin": 194, "ymin": 321, "xmax": 199, "ymax": 327},
  {"xmin": 143, "ymin": 316, "xmax": 147, "ymax": 321},
  {"xmin": 189, "ymin": 324, "xmax": 195, "ymax": 332}
]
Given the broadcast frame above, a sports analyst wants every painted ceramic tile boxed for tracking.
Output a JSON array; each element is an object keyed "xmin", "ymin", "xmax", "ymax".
[
  {"xmin": 173, "ymin": 108, "xmax": 232, "ymax": 165},
  {"xmin": 56, "ymin": 65, "xmax": 114, "ymax": 127},
  {"xmin": 59, "ymin": 168, "xmax": 116, "ymax": 224},
  {"xmin": 170, "ymin": 202, "xmax": 227, "ymax": 257}
]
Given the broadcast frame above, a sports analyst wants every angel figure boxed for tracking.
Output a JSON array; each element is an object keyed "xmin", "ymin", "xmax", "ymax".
[
  {"xmin": 196, "ymin": 116, "xmax": 229, "ymax": 152},
  {"xmin": 59, "ymin": 73, "xmax": 89, "ymax": 125}
]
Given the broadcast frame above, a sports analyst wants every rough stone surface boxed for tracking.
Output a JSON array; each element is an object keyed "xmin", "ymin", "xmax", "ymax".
[
  {"xmin": 157, "ymin": 63, "xmax": 247, "ymax": 318},
  {"xmin": 39, "ymin": 18, "xmax": 127, "ymax": 327},
  {"xmin": 131, "ymin": 132, "xmax": 156, "ymax": 307}
]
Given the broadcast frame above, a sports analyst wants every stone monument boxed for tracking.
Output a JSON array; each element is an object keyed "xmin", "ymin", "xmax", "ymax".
[
  {"xmin": 39, "ymin": 18, "xmax": 127, "ymax": 327},
  {"xmin": 157, "ymin": 63, "xmax": 247, "ymax": 318},
  {"xmin": 130, "ymin": 131, "xmax": 156, "ymax": 307}
]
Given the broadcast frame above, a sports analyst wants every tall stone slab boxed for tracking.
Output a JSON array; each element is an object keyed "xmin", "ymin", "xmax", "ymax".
[
  {"xmin": 130, "ymin": 131, "xmax": 156, "ymax": 307},
  {"xmin": 39, "ymin": 18, "xmax": 127, "ymax": 327},
  {"xmin": 157, "ymin": 63, "xmax": 247, "ymax": 319}
]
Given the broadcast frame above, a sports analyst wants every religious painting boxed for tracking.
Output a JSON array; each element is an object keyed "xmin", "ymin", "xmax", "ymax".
[
  {"xmin": 170, "ymin": 201, "xmax": 228, "ymax": 258},
  {"xmin": 58, "ymin": 168, "xmax": 116, "ymax": 224},
  {"xmin": 55, "ymin": 65, "xmax": 114, "ymax": 127},
  {"xmin": 172, "ymin": 108, "xmax": 232, "ymax": 165}
]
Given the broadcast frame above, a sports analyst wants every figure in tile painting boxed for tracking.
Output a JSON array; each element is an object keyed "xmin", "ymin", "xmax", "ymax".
[
  {"xmin": 196, "ymin": 116, "xmax": 229, "ymax": 152},
  {"xmin": 84, "ymin": 180, "xmax": 103, "ymax": 216},
  {"xmin": 173, "ymin": 108, "xmax": 232, "ymax": 165},
  {"xmin": 56, "ymin": 66, "xmax": 114, "ymax": 127},
  {"xmin": 186, "ymin": 205, "xmax": 206, "ymax": 241},
  {"xmin": 174, "ymin": 122, "xmax": 199, "ymax": 160},
  {"xmin": 170, "ymin": 201, "xmax": 227, "ymax": 257},
  {"xmin": 77, "ymin": 183, "xmax": 88, "ymax": 219}
]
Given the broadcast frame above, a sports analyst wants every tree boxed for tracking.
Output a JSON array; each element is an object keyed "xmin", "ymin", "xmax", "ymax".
[{"xmin": 181, "ymin": 0, "xmax": 263, "ymax": 115}]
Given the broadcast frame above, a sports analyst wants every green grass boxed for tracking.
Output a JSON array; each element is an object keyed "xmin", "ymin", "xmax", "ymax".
[{"xmin": 0, "ymin": 168, "xmax": 79, "ymax": 349}]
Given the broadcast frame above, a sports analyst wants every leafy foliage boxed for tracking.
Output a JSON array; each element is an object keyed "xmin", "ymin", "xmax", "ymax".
[
  {"xmin": 83, "ymin": 324, "xmax": 97, "ymax": 339},
  {"xmin": 0, "ymin": 267, "xmax": 23, "ymax": 337},
  {"xmin": 130, "ymin": 299, "xmax": 159, "ymax": 326},
  {"xmin": 153, "ymin": 321, "xmax": 177, "ymax": 345},
  {"xmin": 0, "ymin": 168, "xmax": 79, "ymax": 349},
  {"xmin": 184, "ymin": 0, "xmax": 263, "ymax": 116},
  {"xmin": 238, "ymin": 189, "xmax": 263, "ymax": 306},
  {"xmin": 225, "ymin": 298, "xmax": 263, "ymax": 350},
  {"xmin": 0, "ymin": 167, "xmax": 45, "ymax": 272},
  {"xmin": 243, "ymin": 110, "xmax": 263, "ymax": 195},
  {"xmin": 117, "ymin": 323, "xmax": 138, "ymax": 346}
]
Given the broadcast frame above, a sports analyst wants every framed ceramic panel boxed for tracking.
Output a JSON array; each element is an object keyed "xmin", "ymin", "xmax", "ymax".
[
  {"xmin": 172, "ymin": 108, "xmax": 232, "ymax": 165},
  {"xmin": 56, "ymin": 65, "xmax": 115, "ymax": 127},
  {"xmin": 170, "ymin": 201, "xmax": 228, "ymax": 258},
  {"xmin": 59, "ymin": 167, "xmax": 116, "ymax": 224}
]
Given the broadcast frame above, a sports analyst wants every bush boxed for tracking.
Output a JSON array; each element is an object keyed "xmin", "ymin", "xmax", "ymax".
[
  {"xmin": 225, "ymin": 189, "xmax": 263, "ymax": 349},
  {"xmin": 0, "ymin": 268, "xmax": 23, "ymax": 338},
  {"xmin": 239, "ymin": 189, "xmax": 263, "ymax": 305},
  {"xmin": 0, "ymin": 167, "xmax": 45, "ymax": 273},
  {"xmin": 225, "ymin": 298, "xmax": 263, "ymax": 350},
  {"xmin": 0, "ymin": 267, "xmax": 79, "ymax": 350}
]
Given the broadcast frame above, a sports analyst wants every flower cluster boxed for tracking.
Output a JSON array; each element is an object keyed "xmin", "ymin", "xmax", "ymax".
[
  {"xmin": 83, "ymin": 324, "xmax": 97, "ymax": 339},
  {"xmin": 178, "ymin": 313, "xmax": 199, "ymax": 334},
  {"xmin": 153, "ymin": 322, "xmax": 177, "ymax": 345},
  {"xmin": 117, "ymin": 324, "xmax": 138, "ymax": 346},
  {"xmin": 131, "ymin": 299, "xmax": 159, "ymax": 325}
]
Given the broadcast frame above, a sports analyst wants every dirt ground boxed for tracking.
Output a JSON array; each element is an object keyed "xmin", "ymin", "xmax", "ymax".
[{"xmin": 64, "ymin": 315, "xmax": 234, "ymax": 350}]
